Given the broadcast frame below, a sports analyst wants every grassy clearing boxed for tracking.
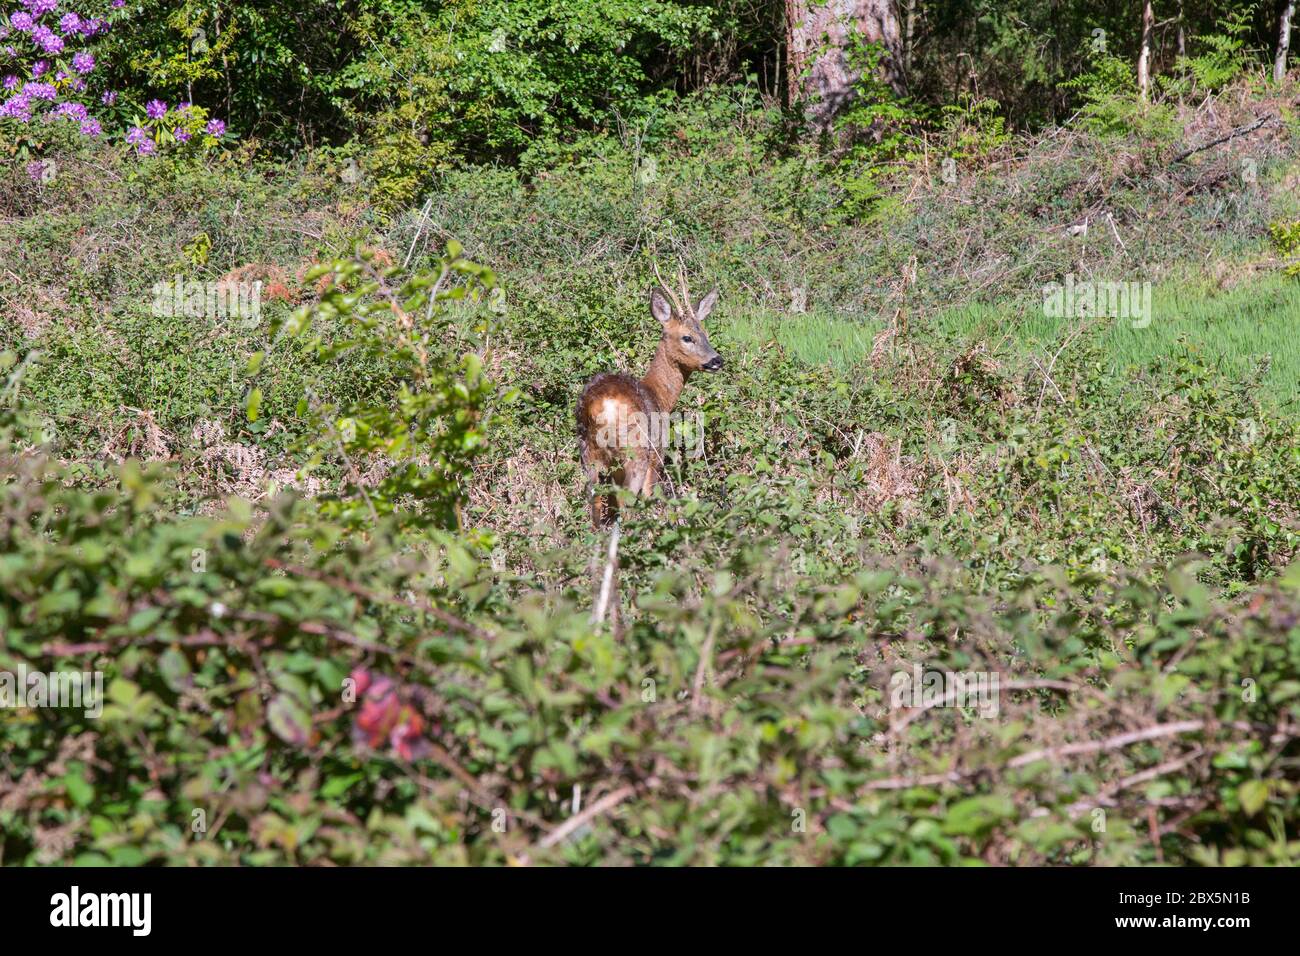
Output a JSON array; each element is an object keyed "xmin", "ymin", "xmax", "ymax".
[
  {"xmin": 929, "ymin": 275, "xmax": 1300, "ymax": 407},
  {"xmin": 721, "ymin": 273, "xmax": 1300, "ymax": 410}
]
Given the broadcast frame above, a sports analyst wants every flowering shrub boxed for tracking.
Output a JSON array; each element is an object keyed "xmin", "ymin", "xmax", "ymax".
[
  {"xmin": 122, "ymin": 98, "xmax": 225, "ymax": 156},
  {"xmin": 0, "ymin": 0, "xmax": 227, "ymax": 164}
]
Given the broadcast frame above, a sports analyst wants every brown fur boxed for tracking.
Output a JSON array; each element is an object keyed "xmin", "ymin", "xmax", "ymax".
[{"xmin": 576, "ymin": 284, "xmax": 722, "ymax": 527}]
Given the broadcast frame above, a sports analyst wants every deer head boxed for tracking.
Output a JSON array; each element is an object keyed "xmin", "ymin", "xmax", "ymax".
[{"xmin": 649, "ymin": 277, "xmax": 723, "ymax": 374}]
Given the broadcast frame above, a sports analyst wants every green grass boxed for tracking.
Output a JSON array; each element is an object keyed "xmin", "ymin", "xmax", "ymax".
[
  {"xmin": 931, "ymin": 275, "xmax": 1300, "ymax": 407},
  {"xmin": 722, "ymin": 306, "xmax": 878, "ymax": 368},
  {"xmin": 723, "ymin": 275, "xmax": 1300, "ymax": 410}
]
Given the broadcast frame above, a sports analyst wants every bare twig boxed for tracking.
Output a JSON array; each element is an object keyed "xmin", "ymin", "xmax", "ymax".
[
  {"xmin": 538, "ymin": 785, "xmax": 635, "ymax": 849},
  {"xmin": 864, "ymin": 719, "xmax": 1213, "ymax": 791}
]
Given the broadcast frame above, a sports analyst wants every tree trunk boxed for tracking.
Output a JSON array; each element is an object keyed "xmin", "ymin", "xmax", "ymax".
[
  {"xmin": 903, "ymin": 0, "xmax": 916, "ymax": 76},
  {"xmin": 1276, "ymin": 1, "xmax": 1295, "ymax": 83},
  {"xmin": 1137, "ymin": 0, "xmax": 1155, "ymax": 102},
  {"xmin": 1176, "ymin": 0, "xmax": 1186, "ymax": 59},
  {"xmin": 785, "ymin": 0, "xmax": 905, "ymax": 133}
]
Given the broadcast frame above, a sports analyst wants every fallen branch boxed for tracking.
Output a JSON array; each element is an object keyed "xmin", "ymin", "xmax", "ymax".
[{"xmin": 1171, "ymin": 114, "xmax": 1277, "ymax": 164}]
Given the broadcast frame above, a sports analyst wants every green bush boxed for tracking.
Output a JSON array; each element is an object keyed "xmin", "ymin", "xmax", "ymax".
[{"xmin": 4, "ymin": 239, "xmax": 1300, "ymax": 865}]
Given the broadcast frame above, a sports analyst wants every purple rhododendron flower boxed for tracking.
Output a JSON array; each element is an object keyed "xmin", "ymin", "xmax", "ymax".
[
  {"xmin": 38, "ymin": 32, "xmax": 64, "ymax": 55},
  {"xmin": 71, "ymin": 51, "xmax": 92, "ymax": 73},
  {"xmin": 79, "ymin": 117, "xmax": 100, "ymax": 137},
  {"xmin": 206, "ymin": 118, "xmax": 225, "ymax": 136},
  {"xmin": 26, "ymin": 0, "xmax": 59, "ymax": 15},
  {"xmin": 59, "ymin": 12, "xmax": 79, "ymax": 33},
  {"xmin": 145, "ymin": 98, "xmax": 166, "ymax": 119},
  {"xmin": 101, "ymin": 89, "xmax": 115, "ymax": 105},
  {"xmin": 0, "ymin": 94, "xmax": 31, "ymax": 120},
  {"xmin": 31, "ymin": 60, "xmax": 48, "ymax": 76},
  {"xmin": 112, "ymin": 0, "xmax": 124, "ymax": 7},
  {"xmin": 23, "ymin": 80, "xmax": 55, "ymax": 100},
  {"xmin": 10, "ymin": 12, "xmax": 34, "ymax": 32},
  {"xmin": 55, "ymin": 100, "xmax": 86, "ymax": 120},
  {"xmin": 127, "ymin": 125, "xmax": 157, "ymax": 154},
  {"xmin": 3, "ymin": 75, "xmax": 18, "ymax": 89},
  {"xmin": 174, "ymin": 127, "xmax": 191, "ymax": 142}
]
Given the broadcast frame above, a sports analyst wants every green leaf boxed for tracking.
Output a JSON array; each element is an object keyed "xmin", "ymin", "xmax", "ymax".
[
  {"xmin": 1237, "ymin": 780, "xmax": 1269, "ymax": 816},
  {"xmin": 246, "ymin": 387, "xmax": 263, "ymax": 423},
  {"xmin": 158, "ymin": 647, "xmax": 192, "ymax": 692},
  {"xmin": 64, "ymin": 773, "xmax": 94, "ymax": 808},
  {"xmin": 941, "ymin": 795, "xmax": 1016, "ymax": 837},
  {"xmin": 267, "ymin": 693, "xmax": 311, "ymax": 746}
]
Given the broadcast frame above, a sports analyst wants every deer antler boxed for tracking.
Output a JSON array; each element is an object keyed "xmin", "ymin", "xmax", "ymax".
[
  {"xmin": 652, "ymin": 261, "xmax": 686, "ymax": 317},
  {"xmin": 676, "ymin": 262, "xmax": 694, "ymax": 319}
]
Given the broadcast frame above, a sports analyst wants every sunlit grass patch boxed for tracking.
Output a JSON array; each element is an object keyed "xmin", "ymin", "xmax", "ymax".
[{"xmin": 722, "ymin": 306, "xmax": 878, "ymax": 369}]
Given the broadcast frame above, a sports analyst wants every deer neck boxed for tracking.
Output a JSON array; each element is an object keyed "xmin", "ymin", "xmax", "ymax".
[{"xmin": 642, "ymin": 341, "xmax": 687, "ymax": 413}]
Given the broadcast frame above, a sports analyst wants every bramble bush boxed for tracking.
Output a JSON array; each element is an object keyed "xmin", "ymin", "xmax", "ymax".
[{"xmin": 2, "ymin": 242, "xmax": 1300, "ymax": 865}]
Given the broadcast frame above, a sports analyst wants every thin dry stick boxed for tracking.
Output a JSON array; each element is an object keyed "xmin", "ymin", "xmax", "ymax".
[
  {"xmin": 1064, "ymin": 747, "xmax": 1205, "ymax": 817},
  {"xmin": 1006, "ymin": 719, "xmax": 1207, "ymax": 768},
  {"xmin": 538, "ymin": 785, "xmax": 635, "ymax": 849},
  {"xmin": 403, "ymin": 195, "xmax": 435, "ymax": 268},
  {"xmin": 591, "ymin": 518, "xmax": 621, "ymax": 626},
  {"xmin": 888, "ymin": 678, "xmax": 1077, "ymax": 736},
  {"xmin": 864, "ymin": 719, "xmax": 1211, "ymax": 791}
]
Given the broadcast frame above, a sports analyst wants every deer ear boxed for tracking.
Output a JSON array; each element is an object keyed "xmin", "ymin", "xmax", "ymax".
[
  {"xmin": 694, "ymin": 288, "xmax": 718, "ymax": 323},
  {"xmin": 650, "ymin": 287, "xmax": 673, "ymax": 325}
]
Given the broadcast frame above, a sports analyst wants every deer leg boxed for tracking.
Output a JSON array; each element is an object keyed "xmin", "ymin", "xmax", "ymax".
[
  {"xmin": 624, "ymin": 456, "xmax": 653, "ymax": 502},
  {"xmin": 582, "ymin": 445, "xmax": 618, "ymax": 528},
  {"xmin": 639, "ymin": 460, "xmax": 657, "ymax": 497}
]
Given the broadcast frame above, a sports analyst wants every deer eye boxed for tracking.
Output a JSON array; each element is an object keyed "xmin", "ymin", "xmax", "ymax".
[{"xmin": 681, "ymin": 335, "xmax": 694, "ymax": 343}]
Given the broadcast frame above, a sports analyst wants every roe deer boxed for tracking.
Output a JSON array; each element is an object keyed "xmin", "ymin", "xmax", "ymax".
[{"xmin": 576, "ymin": 278, "xmax": 722, "ymax": 528}]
